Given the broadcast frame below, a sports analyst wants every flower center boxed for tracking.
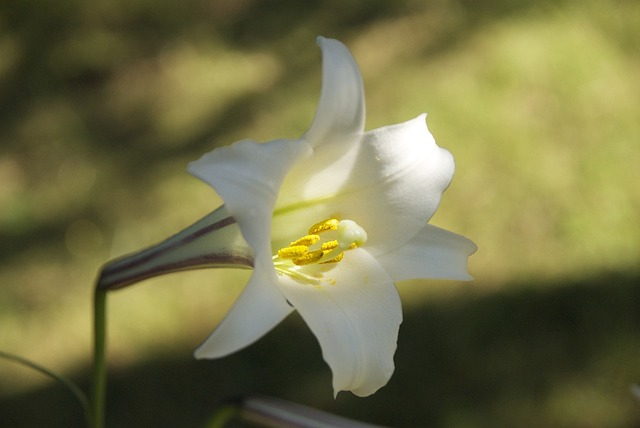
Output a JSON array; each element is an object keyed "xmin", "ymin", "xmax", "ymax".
[{"xmin": 273, "ymin": 218, "xmax": 367, "ymax": 284}]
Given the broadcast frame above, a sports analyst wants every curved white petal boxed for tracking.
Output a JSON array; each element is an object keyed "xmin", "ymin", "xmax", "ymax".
[
  {"xmin": 273, "ymin": 115, "xmax": 454, "ymax": 256},
  {"xmin": 377, "ymin": 224, "xmax": 477, "ymax": 282},
  {"xmin": 189, "ymin": 139, "xmax": 312, "ymax": 359},
  {"xmin": 303, "ymin": 37, "xmax": 365, "ymax": 148},
  {"xmin": 277, "ymin": 249, "xmax": 402, "ymax": 397},
  {"xmin": 188, "ymin": 138, "xmax": 312, "ymax": 261},
  {"xmin": 195, "ymin": 266, "xmax": 294, "ymax": 359}
]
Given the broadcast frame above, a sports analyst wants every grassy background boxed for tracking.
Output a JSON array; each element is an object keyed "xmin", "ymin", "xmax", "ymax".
[{"xmin": 1, "ymin": 0, "xmax": 639, "ymax": 426}]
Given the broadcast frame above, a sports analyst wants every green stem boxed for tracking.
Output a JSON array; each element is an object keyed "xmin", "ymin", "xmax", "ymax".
[
  {"xmin": 92, "ymin": 287, "xmax": 108, "ymax": 428},
  {"xmin": 0, "ymin": 350, "xmax": 92, "ymax": 427}
]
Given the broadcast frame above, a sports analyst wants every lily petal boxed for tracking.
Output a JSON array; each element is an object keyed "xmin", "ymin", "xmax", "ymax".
[
  {"xmin": 189, "ymin": 138, "xmax": 314, "ymax": 359},
  {"xmin": 188, "ymin": 138, "xmax": 312, "ymax": 262},
  {"xmin": 303, "ymin": 37, "xmax": 365, "ymax": 148},
  {"xmin": 377, "ymin": 224, "xmax": 477, "ymax": 282},
  {"xmin": 195, "ymin": 266, "xmax": 294, "ymax": 359},
  {"xmin": 277, "ymin": 249, "xmax": 402, "ymax": 397},
  {"xmin": 273, "ymin": 115, "xmax": 454, "ymax": 256}
]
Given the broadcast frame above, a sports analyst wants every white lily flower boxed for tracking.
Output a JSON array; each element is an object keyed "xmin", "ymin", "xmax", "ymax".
[
  {"xmin": 184, "ymin": 37, "xmax": 477, "ymax": 397},
  {"xmin": 98, "ymin": 36, "xmax": 475, "ymax": 397}
]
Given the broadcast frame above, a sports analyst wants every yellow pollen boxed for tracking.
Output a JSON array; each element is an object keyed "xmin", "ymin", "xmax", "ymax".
[
  {"xmin": 292, "ymin": 249, "xmax": 324, "ymax": 265},
  {"xmin": 321, "ymin": 252, "xmax": 344, "ymax": 264},
  {"xmin": 277, "ymin": 245, "xmax": 308, "ymax": 259},
  {"xmin": 274, "ymin": 217, "xmax": 368, "ymax": 280},
  {"xmin": 321, "ymin": 240, "xmax": 339, "ymax": 251},
  {"xmin": 290, "ymin": 234, "xmax": 320, "ymax": 247},
  {"xmin": 308, "ymin": 218, "xmax": 339, "ymax": 235}
]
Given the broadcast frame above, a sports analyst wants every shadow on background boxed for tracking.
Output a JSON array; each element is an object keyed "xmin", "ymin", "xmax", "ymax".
[
  {"xmin": 2, "ymin": 270, "xmax": 639, "ymax": 428},
  {"xmin": 0, "ymin": 0, "xmax": 567, "ymax": 260},
  {"xmin": 2, "ymin": 0, "xmax": 640, "ymax": 427}
]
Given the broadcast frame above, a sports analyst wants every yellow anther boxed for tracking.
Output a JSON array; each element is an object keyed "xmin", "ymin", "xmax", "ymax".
[
  {"xmin": 321, "ymin": 252, "xmax": 344, "ymax": 264},
  {"xmin": 321, "ymin": 240, "xmax": 339, "ymax": 251},
  {"xmin": 290, "ymin": 234, "xmax": 320, "ymax": 247},
  {"xmin": 274, "ymin": 218, "xmax": 368, "ymax": 282},
  {"xmin": 308, "ymin": 218, "xmax": 339, "ymax": 235},
  {"xmin": 293, "ymin": 249, "xmax": 324, "ymax": 266},
  {"xmin": 277, "ymin": 245, "xmax": 309, "ymax": 259}
]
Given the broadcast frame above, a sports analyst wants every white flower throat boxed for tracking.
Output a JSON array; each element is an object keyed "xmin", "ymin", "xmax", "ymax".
[{"xmin": 273, "ymin": 218, "xmax": 368, "ymax": 284}]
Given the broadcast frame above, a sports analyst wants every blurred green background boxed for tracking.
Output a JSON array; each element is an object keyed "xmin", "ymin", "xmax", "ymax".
[{"xmin": 1, "ymin": 0, "xmax": 639, "ymax": 426}]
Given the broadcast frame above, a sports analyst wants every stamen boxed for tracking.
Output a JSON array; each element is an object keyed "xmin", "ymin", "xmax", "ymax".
[
  {"xmin": 290, "ymin": 234, "xmax": 320, "ymax": 247},
  {"xmin": 274, "ymin": 217, "xmax": 368, "ymax": 281},
  {"xmin": 293, "ymin": 249, "xmax": 324, "ymax": 266},
  {"xmin": 320, "ymin": 240, "xmax": 339, "ymax": 251},
  {"xmin": 277, "ymin": 245, "xmax": 309, "ymax": 259},
  {"xmin": 308, "ymin": 218, "xmax": 339, "ymax": 235},
  {"xmin": 321, "ymin": 253, "xmax": 344, "ymax": 264}
]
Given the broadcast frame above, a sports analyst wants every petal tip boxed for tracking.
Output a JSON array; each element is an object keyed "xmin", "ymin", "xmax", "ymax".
[
  {"xmin": 315, "ymin": 35, "xmax": 338, "ymax": 48},
  {"xmin": 193, "ymin": 336, "xmax": 228, "ymax": 360},
  {"xmin": 193, "ymin": 347, "xmax": 207, "ymax": 360},
  {"xmin": 304, "ymin": 36, "xmax": 365, "ymax": 147}
]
